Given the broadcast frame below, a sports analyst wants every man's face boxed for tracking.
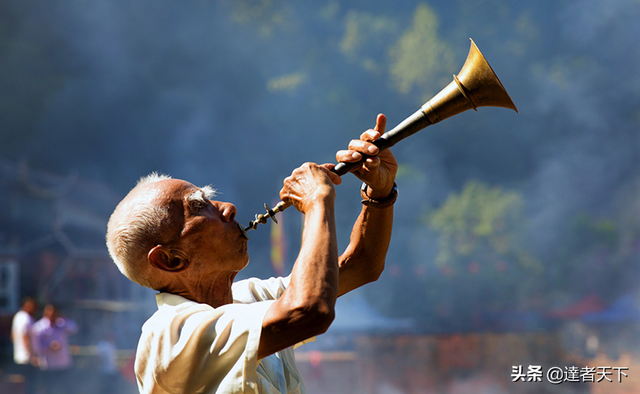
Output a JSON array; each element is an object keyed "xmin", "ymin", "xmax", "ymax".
[
  {"xmin": 150, "ymin": 179, "xmax": 249, "ymax": 273},
  {"xmin": 23, "ymin": 300, "xmax": 36, "ymax": 314},
  {"xmin": 43, "ymin": 305, "xmax": 57, "ymax": 321}
]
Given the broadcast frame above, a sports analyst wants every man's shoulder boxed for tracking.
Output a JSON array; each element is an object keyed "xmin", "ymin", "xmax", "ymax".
[
  {"xmin": 11, "ymin": 311, "xmax": 32, "ymax": 334},
  {"xmin": 12, "ymin": 310, "xmax": 29, "ymax": 324},
  {"xmin": 142, "ymin": 293, "xmax": 217, "ymax": 332},
  {"xmin": 135, "ymin": 294, "xmax": 278, "ymax": 394}
]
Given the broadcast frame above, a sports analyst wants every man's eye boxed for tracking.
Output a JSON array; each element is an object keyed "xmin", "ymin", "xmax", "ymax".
[{"xmin": 191, "ymin": 200, "xmax": 207, "ymax": 211}]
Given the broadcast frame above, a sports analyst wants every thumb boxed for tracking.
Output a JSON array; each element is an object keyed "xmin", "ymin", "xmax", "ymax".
[
  {"xmin": 375, "ymin": 113, "xmax": 387, "ymax": 133},
  {"xmin": 321, "ymin": 164, "xmax": 342, "ymax": 185}
]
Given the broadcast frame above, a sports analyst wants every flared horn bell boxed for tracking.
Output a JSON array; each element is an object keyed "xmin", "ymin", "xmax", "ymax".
[{"xmin": 421, "ymin": 39, "xmax": 518, "ymax": 124}]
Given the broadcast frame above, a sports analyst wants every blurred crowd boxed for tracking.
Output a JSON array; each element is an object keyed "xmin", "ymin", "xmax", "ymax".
[{"xmin": 5, "ymin": 296, "xmax": 134, "ymax": 394}]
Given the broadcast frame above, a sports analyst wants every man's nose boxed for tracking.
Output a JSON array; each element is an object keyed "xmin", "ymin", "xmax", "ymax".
[{"xmin": 216, "ymin": 202, "xmax": 237, "ymax": 222}]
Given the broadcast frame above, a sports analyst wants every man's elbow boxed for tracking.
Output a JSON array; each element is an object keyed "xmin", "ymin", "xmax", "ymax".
[
  {"xmin": 313, "ymin": 304, "xmax": 335, "ymax": 335},
  {"xmin": 292, "ymin": 300, "xmax": 336, "ymax": 336},
  {"xmin": 362, "ymin": 260, "xmax": 385, "ymax": 285},
  {"xmin": 371, "ymin": 264, "xmax": 385, "ymax": 282}
]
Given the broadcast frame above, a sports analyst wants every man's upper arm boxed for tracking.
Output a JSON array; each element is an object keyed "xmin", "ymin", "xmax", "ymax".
[{"xmin": 234, "ymin": 275, "xmax": 331, "ymax": 359}]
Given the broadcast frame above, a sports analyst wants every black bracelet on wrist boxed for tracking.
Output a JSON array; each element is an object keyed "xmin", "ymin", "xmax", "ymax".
[{"xmin": 360, "ymin": 182, "xmax": 398, "ymax": 208}]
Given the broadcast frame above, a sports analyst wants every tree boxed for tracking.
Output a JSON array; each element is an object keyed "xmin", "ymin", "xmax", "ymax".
[{"xmin": 424, "ymin": 180, "xmax": 543, "ymax": 328}]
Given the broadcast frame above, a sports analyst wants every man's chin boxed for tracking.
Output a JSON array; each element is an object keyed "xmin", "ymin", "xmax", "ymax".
[{"xmin": 239, "ymin": 256, "xmax": 250, "ymax": 270}]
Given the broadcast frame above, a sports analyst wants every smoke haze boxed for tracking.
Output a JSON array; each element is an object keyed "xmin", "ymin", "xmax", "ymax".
[{"xmin": 2, "ymin": 0, "xmax": 640, "ymax": 392}]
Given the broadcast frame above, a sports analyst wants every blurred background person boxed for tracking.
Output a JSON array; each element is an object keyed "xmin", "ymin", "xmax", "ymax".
[
  {"xmin": 31, "ymin": 304, "xmax": 78, "ymax": 394},
  {"xmin": 96, "ymin": 331, "xmax": 122, "ymax": 394},
  {"xmin": 11, "ymin": 296, "xmax": 38, "ymax": 393}
]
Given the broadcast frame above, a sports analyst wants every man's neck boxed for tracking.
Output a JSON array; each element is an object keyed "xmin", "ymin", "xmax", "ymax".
[{"xmin": 172, "ymin": 270, "xmax": 238, "ymax": 308}]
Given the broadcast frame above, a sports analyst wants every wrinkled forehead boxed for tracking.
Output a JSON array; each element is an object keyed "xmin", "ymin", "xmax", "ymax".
[
  {"xmin": 144, "ymin": 179, "xmax": 196, "ymax": 204},
  {"xmin": 111, "ymin": 179, "xmax": 189, "ymax": 222},
  {"xmin": 113, "ymin": 179, "xmax": 216, "ymax": 226}
]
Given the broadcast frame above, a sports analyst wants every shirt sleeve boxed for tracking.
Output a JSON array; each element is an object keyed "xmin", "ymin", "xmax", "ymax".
[
  {"xmin": 136, "ymin": 300, "xmax": 275, "ymax": 394},
  {"xmin": 232, "ymin": 276, "xmax": 291, "ymax": 304},
  {"xmin": 233, "ymin": 276, "xmax": 316, "ymax": 350}
]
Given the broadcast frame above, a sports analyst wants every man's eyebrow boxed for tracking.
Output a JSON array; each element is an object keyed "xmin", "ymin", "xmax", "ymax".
[
  {"xmin": 200, "ymin": 185, "xmax": 217, "ymax": 199},
  {"xmin": 187, "ymin": 185, "xmax": 217, "ymax": 203},
  {"xmin": 187, "ymin": 189, "xmax": 206, "ymax": 204}
]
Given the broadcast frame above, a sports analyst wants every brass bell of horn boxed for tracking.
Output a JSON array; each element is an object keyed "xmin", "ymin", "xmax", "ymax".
[
  {"xmin": 331, "ymin": 38, "xmax": 518, "ymax": 176},
  {"xmin": 246, "ymin": 38, "xmax": 518, "ymax": 231},
  {"xmin": 422, "ymin": 38, "xmax": 518, "ymax": 124}
]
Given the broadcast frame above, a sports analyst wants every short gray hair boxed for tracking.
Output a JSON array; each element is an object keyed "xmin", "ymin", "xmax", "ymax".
[
  {"xmin": 106, "ymin": 173, "xmax": 173, "ymax": 288},
  {"xmin": 137, "ymin": 172, "xmax": 172, "ymax": 187}
]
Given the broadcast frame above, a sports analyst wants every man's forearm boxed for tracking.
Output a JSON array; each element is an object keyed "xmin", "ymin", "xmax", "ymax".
[
  {"xmin": 258, "ymin": 202, "xmax": 339, "ymax": 358},
  {"xmin": 337, "ymin": 203, "xmax": 393, "ymax": 296},
  {"xmin": 287, "ymin": 202, "xmax": 339, "ymax": 308}
]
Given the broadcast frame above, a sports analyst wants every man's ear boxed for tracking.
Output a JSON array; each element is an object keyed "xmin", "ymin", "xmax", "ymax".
[{"xmin": 148, "ymin": 245, "xmax": 189, "ymax": 272}]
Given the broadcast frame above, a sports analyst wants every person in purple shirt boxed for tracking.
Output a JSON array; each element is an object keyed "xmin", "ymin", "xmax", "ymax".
[{"xmin": 31, "ymin": 304, "xmax": 78, "ymax": 394}]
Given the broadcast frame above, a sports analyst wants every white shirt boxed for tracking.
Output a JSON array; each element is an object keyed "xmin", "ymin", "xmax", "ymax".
[
  {"xmin": 11, "ymin": 310, "xmax": 34, "ymax": 364},
  {"xmin": 135, "ymin": 276, "xmax": 308, "ymax": 394}
]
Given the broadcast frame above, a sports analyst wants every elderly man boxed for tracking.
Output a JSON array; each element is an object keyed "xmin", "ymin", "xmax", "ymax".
[{"xmin": 106, "ymin": 114, "xmax": 397, "ymax": 393}]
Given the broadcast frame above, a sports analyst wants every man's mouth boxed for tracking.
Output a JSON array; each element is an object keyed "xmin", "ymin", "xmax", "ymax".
[{"xmin": 237, "ymin": 223, "xmax": 250, "ymax": 240}]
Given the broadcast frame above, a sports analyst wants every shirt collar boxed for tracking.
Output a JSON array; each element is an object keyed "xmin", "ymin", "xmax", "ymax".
[{"xmin": 155, "ymin": 292, "xmax": 194, "ymax": 308}]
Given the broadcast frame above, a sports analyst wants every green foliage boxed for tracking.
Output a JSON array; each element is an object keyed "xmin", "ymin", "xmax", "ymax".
[
  {"xmin": 223, "ymin": 0, "xmax": 292, "ymax": 37},
  {"xmin": 544, "ymin": 212, "xmax": 623, "ymax": 300},
  {"xmin": 428, "ymin": 180, "xmax": 529, "ymax": 267},
  {"xmin": 388, "ymin": 3, "xmax": 455, "ymax": 99},
  {"xmin": 267, "ymin": 72, "xmax": 307, "ymax": 93},
  {"xmin": 416, "ymin": 180, "xmax": 547, "ymax": 321},
  {"xmin": 571, "ymin": 212, "xmax": 618, "ymax": 250},
  {"xmin": 340, "ymin": 11, "xmax": 398, "ymax": 73}
]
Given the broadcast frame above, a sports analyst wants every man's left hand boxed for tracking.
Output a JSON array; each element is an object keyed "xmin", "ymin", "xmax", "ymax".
[{"xmin": 335, "ymin": 113, "xmax": 398, "ymax": 199}]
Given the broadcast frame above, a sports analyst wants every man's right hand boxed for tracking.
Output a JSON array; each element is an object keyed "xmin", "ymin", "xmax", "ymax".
[{"xmin": 279, "ymin": 163, "xmax": 341, "ymax": 214}]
